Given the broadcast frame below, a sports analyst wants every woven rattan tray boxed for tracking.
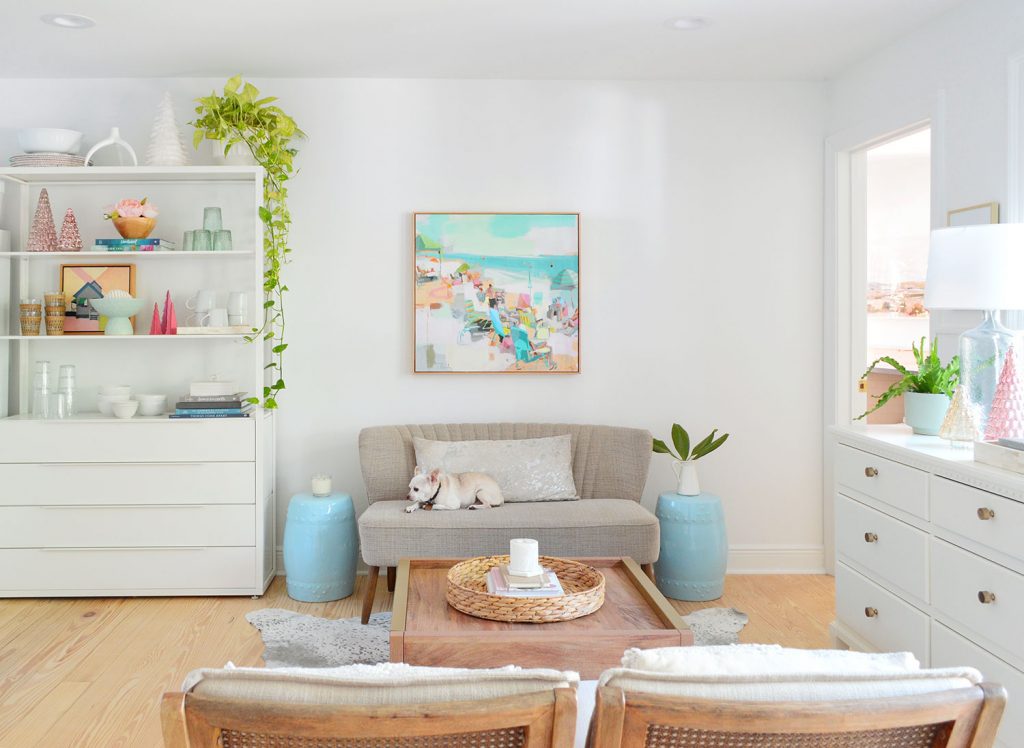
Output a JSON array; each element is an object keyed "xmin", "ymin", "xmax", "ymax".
[{"xmin": 446, "ymin": 555, "xmax": 605, "ymax": 623}]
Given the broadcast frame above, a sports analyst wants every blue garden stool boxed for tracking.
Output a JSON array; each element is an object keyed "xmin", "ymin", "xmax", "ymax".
[
  {"xmin": 283, "ymin": 492, "xmax": 358, "ymax": 602},
  {"xmin": 654, "ymin": 492, "xmax": 728, "ymax": 601}
]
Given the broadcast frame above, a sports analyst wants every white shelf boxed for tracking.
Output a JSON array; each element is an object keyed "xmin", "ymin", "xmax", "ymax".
[
  {"xmin": 0, "ymin": 166, "xmax": 262, "ymax": 184},
  {"xmin": 0, "ymin": 251, "xmax": 254, "ymax": 259},
  {"xmin": 2, "ymin": 412, "xmax": 254, "ymax": 422},
  {"xmin": 0, "ymin": 334, "xmax": 248, "ymax": 341}
]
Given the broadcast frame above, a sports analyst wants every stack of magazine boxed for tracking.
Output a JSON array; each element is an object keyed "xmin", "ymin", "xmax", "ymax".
[
  {"xmin": 485, "ymin": 565, "xmax": 564, "ymax": 598},
  {"xmin": 171, "ymin": 392, "xmax": 253, "ymax": 419}
]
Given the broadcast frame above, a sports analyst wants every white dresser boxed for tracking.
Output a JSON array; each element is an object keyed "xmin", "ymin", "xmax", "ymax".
[{"xmin": 831, "ymin": 424, "xmax": 1023, "ymax": 747}]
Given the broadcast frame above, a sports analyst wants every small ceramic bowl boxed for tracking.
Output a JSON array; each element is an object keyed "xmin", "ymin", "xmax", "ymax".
[
  {"xmin": 99, "ymin": 384, "xmax": 132, "ymax": 398},
  {"xmin": 112, "ymin": 400, "xmax": 139, "ymax": 419},
  {"xmin": 136, "ymin": 394, "xmax": 167, "ymax": 417},
  {"xmin": 17, "ymin": 128, "xmax": 83, "ymax": 155},
  {"xmin": 97, "ymin": 394, "xmax": 130, "ymax": 416}
]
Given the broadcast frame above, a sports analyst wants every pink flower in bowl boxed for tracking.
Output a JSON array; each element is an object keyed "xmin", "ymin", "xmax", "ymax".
[{"xmin": 104, "ymin": 197, "xmax": 159, "ymax": 220}]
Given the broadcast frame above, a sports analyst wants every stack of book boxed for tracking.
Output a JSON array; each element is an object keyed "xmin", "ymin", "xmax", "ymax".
[
  {"xmin": 171, "ymin": 392, "xmax": 253, "ymax": 419},
  {"xmin": 485, "ymin": 565, "xmax": 564, "ymax": 598},
  {"xmin": 92, "ymin": 238, "xmax": 177, "ymax": 252}
]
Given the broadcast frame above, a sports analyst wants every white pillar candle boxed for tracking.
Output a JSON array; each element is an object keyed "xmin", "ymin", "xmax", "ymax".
[
  {"xmin": 509, "ymin": 538, "xmax": 540, "ymax": 575},
  {"xmin": 311, "ymin": 473, "xmax": 332, "ymax": 497}
]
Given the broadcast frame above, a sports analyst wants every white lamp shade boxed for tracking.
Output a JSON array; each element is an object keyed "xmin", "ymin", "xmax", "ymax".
[{"xmin": 925, "ymin": 224, "xmax": 1024, "ymax": 310}]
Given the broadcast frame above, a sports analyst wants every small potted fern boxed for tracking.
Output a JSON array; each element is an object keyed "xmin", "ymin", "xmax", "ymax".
[{"xmin": 858, "ymin": 337, "xmax": 959, "ymax": 435}]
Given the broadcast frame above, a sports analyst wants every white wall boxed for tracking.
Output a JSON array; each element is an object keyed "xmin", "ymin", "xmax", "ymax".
[
  {"xmin": 829, "ymin": 0, "xmax": 1024, "ymax": 220},
  {"xmin": 0, "ymin": 77, "xmax": 827, "ymax": 572}
]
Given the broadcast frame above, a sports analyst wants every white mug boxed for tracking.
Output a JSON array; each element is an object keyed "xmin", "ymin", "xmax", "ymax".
[
  {"xmin": 227, "ymin": 291, "xmax": 247, "ymax": 317},
  {"xmin": 201, "ymin": 308, "xmax": 229, "ymax": 327},
  {"xmin": 186, "ymin": 290, "xmax": 216, "ymax": 314}
]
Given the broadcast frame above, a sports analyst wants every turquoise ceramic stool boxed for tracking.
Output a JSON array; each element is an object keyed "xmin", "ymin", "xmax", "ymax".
[
  {"xmin": 283, "ymin": 492, "xmax": 358, "ymax": 602},
  {"xmin": 654, "ymin": 492, "xmax": 728, "ymax": 601}
]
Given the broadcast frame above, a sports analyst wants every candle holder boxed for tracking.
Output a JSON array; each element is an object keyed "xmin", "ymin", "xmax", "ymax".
[{"xmin": 311, "ymin": 473, "xmax": 333, "ymax": 497}]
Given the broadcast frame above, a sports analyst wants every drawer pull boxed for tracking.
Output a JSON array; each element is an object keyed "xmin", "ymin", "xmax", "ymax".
[
  {"xmin": 864, "ymin": 607, "xmax": 879, "ymax": 618},
  {"xmin": 977, "ymin": 507, "xmax": 996, "ymax": 520},
  {"xmin": 978, "ymin": 591, "xmax": 997, "ymax": 604},
  {"xmin": 864, "ymin": 532, "xmax": 878, "ymax": 543},
  {"xmin": 864, "ymin": 467, "xmax": 879, "ymax": 477}
]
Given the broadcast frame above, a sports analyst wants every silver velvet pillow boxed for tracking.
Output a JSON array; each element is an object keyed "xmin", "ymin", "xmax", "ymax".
[{"xmin": 412, "ymin": 435, "xmax": 578, "ymax": 502}]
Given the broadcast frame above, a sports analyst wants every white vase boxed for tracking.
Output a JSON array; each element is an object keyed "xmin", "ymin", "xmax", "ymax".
[{"xmin": 672, "ymin": 461, "xmax": 701, "ymax": 496}]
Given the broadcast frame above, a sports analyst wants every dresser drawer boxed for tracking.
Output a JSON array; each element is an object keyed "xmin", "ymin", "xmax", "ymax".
[
  {"xmin": 931, "ymin": 538, "xmax": 1024, "ymax": 661},
  {"xmin": 835, "ymin": 563, "xmax": 928, "ymax": 663},
  {"xmin": 835, "ymin": 494, "xmax": 928, "ymax": 601},
  {"xmin": 0, "ymin": 462, "xmax": 255, "ymax": 506},
  {"xmin": 0, "ymin": 418, "xmax": 255, "ymax": 463},
  {"xmin": 0, "ymin": 504, "xmax": 254, "ymax": 548},
  {"xmin": 931, "ymin": 476, "xmax": 1024, "ymax": 562},
  {"xmin": 931, "ymin": 621, "xmax": 1021, "ymax": 748},
  {"xmin": 0, "ymin": 547, "xmax": 256, "ymax": 593},
  {"xmin": 835, "ymin": 444, "xmax": 928, "ymax": 519}
]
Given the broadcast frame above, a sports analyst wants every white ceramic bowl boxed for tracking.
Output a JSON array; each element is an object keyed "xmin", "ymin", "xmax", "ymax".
[
  {"xmin": 112, "ymin": 400, "xmax": 139, "ymax": 419},
  {"xmin": 136, "ymin": 394, "xmax": 167, "ymax": 417},
  {"xmin": 99, "ymin": 384, "xmax": 132, "ymax": 398},
  {"xmin": 17, "ymin": 128, "xmax": 83, "ymax": 155},
  {"xmin": 97, "ymin": 394, "xmax": 130, "ymax": 416}
]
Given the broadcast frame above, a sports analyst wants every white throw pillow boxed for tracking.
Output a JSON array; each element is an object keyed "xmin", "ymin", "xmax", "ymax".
[
  {"xmin": 413, "ymin": 435, "xmax": 578, "ymax": 502},
  {"xmin": 183, "ymin": 662, "xmax": 579, "ymax": 706},
  {"xmin": 603, "ymin": 644, "xmax": 982, "ymax": 703}
]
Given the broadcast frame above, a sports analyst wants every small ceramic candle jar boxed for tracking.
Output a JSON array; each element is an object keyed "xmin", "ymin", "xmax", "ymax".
[
  {"xmin": 311, "ymin": 473, "xmax": 332, "ymax": 497},
  {"xmin": 509, "ymin": 538, "xmax": 541, "ymax": 576}
]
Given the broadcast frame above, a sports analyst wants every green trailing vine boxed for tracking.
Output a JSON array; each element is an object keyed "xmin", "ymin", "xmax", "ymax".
[{"xmin": 191, "ymin": 76, "xmax": 305, "ymax": 409}]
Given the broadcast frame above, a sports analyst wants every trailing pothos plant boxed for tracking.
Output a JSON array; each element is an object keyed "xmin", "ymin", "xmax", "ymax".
[
  {"xmin": 856, "ymin": 336, "xmax": 960, "ymax": 420},
  {"xmin": 192, "ymin": 76, "xmax": 305, "ymax": 409}
]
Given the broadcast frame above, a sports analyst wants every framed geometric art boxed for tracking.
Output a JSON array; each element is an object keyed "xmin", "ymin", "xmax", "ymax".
[
  {"xmin": 60, "ymin": 263, "xmax": 136, "ymax": 334},
  {"xmin": 414, "ymin": 213, "xmax": 579, "ymax": 373}
]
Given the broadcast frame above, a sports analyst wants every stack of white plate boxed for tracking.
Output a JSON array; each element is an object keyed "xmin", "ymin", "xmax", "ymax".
[{"xmin": 10, "ymin": 153, "xmax": 89, "ymax": 167}]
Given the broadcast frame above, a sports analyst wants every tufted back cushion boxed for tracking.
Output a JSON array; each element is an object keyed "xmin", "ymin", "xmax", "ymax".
[{"xmin": 359, "ymin": 423, "xmax": 652, "ymax": 505}]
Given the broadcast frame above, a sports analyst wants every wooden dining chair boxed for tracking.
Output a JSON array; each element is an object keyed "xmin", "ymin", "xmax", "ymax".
[
  {"xmin": 162, "ymin": 664, "xmax": 577, "ymax": 748},
  {"xmin": 588, "ymin": 681, "xmax": 1006, "ymax": 748}
]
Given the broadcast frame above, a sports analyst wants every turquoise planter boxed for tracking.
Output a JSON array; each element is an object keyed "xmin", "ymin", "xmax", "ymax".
[
  {"xmin": 283, "ymin": 492, "xmax": 358, "ymax": 602},
  {"xmin": 654, "ymin": 492, "xmax": 728, "ymax": 601},
  {"xmin": 903, "ymin": 392, "xmax": 951, "ymax": 435}
]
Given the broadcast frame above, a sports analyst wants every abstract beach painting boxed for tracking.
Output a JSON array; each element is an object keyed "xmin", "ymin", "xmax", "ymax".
[{"xmin": 415, "ymin": 213, "xmax": 579, "ymax": 373}]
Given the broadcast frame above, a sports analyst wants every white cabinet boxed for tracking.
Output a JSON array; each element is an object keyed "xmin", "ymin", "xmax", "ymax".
[
  {"xmin": 831, "ymin": 425, "xmax": 1024, "ymax": 747},
  {"xmin": 0, "ymin": 167, "xmax": 275, "ymax": 597}
]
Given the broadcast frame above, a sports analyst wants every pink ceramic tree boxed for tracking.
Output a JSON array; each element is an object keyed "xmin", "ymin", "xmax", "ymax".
[
  {"xmin": 57, "ymin": 208, "xmax": 82, "ymax": 251},
  {"xmin": 985, "ymin": 346, "xmax": 1024, "ymax": 440},
  {"xmin": 149, "ymin": 303, "xmax": 162, "ymax": 335},
  {"xmin": 27, "ymin": 188, "xmax": 58, "ymax": 252}
]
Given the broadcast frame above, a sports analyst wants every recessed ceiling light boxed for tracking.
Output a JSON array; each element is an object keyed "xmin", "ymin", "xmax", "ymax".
[
  {"xmin": 665, "ymin": 17, "xmax": 710, "ymax": 31},
  {"xmin": 40, "ymin": 13, "xmax": 96, "ymax": 29}
]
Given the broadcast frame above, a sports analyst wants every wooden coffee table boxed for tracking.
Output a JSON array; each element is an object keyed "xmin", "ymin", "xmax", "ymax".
[{"xmin": 390, "ymin": 557, "xmax": 693, "ymax": 679}]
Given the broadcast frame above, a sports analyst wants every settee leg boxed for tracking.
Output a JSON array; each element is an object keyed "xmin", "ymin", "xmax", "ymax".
[
  {"xmin": 387, "ymin": 566, "xmax": 396, "ymax": 592},
  {"xmin": 641, "ymin": 563, "xmax": 655, "ymax": 583},
  {"xmin": 361, "ymin": 566, "xmax": 380, "ymax": 624}
]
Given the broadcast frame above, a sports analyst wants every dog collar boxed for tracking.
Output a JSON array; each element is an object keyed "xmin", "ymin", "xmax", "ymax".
[{"xmin": 425, "ymin": 482, "xmax": 442, "ymax": 504}]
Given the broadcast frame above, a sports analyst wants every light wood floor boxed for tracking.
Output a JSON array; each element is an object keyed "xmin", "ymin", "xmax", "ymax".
[{"xmin": 0, "ymin": 574, "xmax": 834, "ymax": 747}]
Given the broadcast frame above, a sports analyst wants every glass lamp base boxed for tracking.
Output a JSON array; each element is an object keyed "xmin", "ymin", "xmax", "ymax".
[{"xmin": 959, "ymin": 310, "xmax": 1015, "ymax": 429}]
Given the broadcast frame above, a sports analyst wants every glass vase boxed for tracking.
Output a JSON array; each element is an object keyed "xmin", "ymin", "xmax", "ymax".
[{"xmin": 960, "ymin": 310, "xmax": 1015, "ymax": 431}]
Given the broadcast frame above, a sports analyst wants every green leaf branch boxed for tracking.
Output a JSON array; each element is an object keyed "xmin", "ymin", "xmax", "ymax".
[
  {"xmin": 191, "ymin": 75, "xmax": 305, "ymax": 409},
  {"xmin": 653, "ymin": 423, "xmax": 729, "ymax": 462}
]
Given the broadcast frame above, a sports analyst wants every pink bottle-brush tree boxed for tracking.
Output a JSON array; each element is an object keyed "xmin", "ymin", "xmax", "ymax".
[
  {"xmin": 985, "ymin": 346, "xmax": 1024, "ymax": 440},
  {"xmin": 149, "ymin": 303, "xmax": 162, "ymax": 335},
  {"xmin": 166, "ymin": 299, "xmax": 177, "ymax": 335}
]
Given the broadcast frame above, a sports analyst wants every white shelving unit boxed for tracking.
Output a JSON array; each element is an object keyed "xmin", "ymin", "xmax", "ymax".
[{"xmin": 0, "ymin": 166, "xmax": 275, "ymax": 597}]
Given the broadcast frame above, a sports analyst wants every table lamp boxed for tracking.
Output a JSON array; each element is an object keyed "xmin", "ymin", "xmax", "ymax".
[{"xmin": 925, "ymin": 224, "xmax": 1024, "ymax": 427}]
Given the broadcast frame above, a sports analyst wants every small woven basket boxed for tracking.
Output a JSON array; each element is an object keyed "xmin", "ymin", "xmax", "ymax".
[{"xmin": 446, "ymin": 555, "xmax": 605, "ymax": 623}]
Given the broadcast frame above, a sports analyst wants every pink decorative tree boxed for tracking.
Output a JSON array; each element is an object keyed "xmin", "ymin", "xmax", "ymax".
[
  {"xmin": 27, "ymin": 188, "xmax": 58, "ymax": 252},
  {"xmin": 149, "ymin": 303, "xmax": 163, "ymax": 335},
  {"xmin": 985, "ymin": 346, "xmax": 1024, "ymax": 440},
  {"xmin": 57, "ymin": 208, "xmax": 83, "ymax": 251},
  {"xmin": 160, "ymin": 291, "xmax": 178, "ymax": 335}
]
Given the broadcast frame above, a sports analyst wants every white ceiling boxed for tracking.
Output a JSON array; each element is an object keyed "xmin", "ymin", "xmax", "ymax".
[{"xmin": 0, "ymin": 0, "xmax": 965, "ymax": 80}]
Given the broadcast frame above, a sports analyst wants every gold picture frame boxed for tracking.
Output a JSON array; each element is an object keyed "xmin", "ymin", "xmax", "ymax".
[{"xmin": 946, "ymin": 202, "xmax": 999, "ymax": 227}]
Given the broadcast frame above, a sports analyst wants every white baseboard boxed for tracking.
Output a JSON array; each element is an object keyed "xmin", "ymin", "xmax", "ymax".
[
  {"xmin": 726, "ymin": 544, "xmax": 826, "ymax": 574},
  {"xmin": 277, "ymin": 545, "xmax": 828, "ymax": 577}
]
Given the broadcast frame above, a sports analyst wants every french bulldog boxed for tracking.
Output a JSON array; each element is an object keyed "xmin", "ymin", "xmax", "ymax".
[{"xmin": 405, "ymin": 466, "xmax": 505, "ymax": 513}]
